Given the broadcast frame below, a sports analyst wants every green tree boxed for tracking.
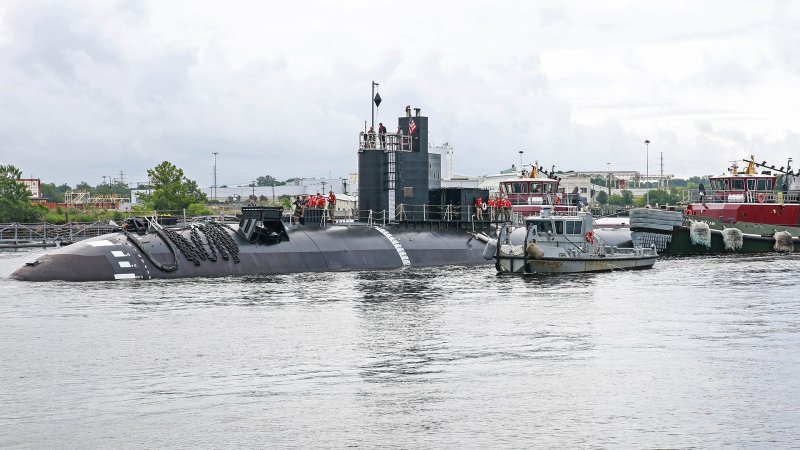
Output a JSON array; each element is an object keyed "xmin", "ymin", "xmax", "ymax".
[
  {"xmin": 95, "ymin": 181, "xmax": 131, "ymax": 197},
  {"xmin": 0, "ymin": 164, "xmax": 46, "ymax": 222},
  {"xmin": 595, "ymin": 191, "xmax": 608, "ymax": 205},
  {"xmin": 621, "ymin": 189, "xmax": 635, "ymax": 205},
  {"xmin": 74, "ymin": 181, "xmax": 94, "ymax": 193},
  {"xmin": 40, "ymin": 182, "xmax": 71, "ymax": 203},
  {"xmin": 607, "ymin": 194, "xmax": 624, "ymax": 205},
  {"xmin": 136, "ymin": 161, "xmax": 207, "ymax": 213},
  {"xmin": 256, "ymin": 175, "xmax": 286, "ymax": 186},
  {"xmin": 646, "ymin": 188, "xmax": 681, "ymax": 206}
]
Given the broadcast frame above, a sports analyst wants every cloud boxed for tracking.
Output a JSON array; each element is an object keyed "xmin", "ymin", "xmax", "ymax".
[{"xmin": 1, "ymin": 0, "xmax": 800, "ymax": 189}]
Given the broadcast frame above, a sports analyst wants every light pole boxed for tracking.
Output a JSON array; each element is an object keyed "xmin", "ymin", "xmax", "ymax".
[
  {"xmin": 518, "ymin": 150, "xmax": 524, "ymax": 175},
  {"xmin": 607, "ymin": 162, "xmax": 611, "ymax": 195},
  {"xmin": 212, "ymin": 152, "xmax": 218, "ymax": 202},
  {"xmin": 644, "ymin": 140, "xmax": 650, "ymax": 206}
]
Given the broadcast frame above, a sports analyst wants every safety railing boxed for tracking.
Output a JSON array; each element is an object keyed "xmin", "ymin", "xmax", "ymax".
[
  {"xmin": 286, "ymin": 204, "xmax": 544, "ymax": 228},
  {"xmin": 0, "ymin": 221, "xmax": 118, "ymax": 243},
  {"xmin": 358, "ymin": 131, "xmax": 411, "ymax": 152},
  {"xmin": 689, "ymin": 189, "xmax": 800, "ymax": 204}
]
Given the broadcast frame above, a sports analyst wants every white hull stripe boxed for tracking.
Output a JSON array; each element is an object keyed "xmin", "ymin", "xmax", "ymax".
[
  {"xmin": 375, "ymin": 227, "xmax": 411, "ymax": 266},
  {"xmin": 88, "ymin": 240, "xmax": 115, "ymax": 247},
  {"xmin": 114, "ymin": 273, "xmax": 137, "ymax": 280}
]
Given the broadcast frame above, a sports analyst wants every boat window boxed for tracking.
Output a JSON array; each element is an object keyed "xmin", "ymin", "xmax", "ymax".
[
  {"xmin": 513, "ymin": 182, "xmax": 527, "ymax": 194},
  {"xmin": 555, "ymin": 220, "xmax": 564, "ymax": 234},
  {"xmin": 536, "ymin": 220, "xmax": 553, "ymax": 234},
  {"xmin": 767, "ymin": 179, "xmax": 774, "ymax": 190},
  {"xmin": 566, "ymin": 221, "xmax": 583, "ymax": 234},
  {"xmin": 531, "ymin": 182, "xmax": 541, "ymax": 193},
  {"xmin": 722, "ymin": 179, "xmax": 730, "ymax": 190},
  {"xmin": 747, "ymin": 179, "xmax": 756, "ymax": 191},
  {"xmin": 757, "ymin": 179, "xmax": 767, "ymax": 190},
  {"xmin": 499, "ymin": 184, "xmax": 507, "ymax": 195},
  {"xmin": 711, "ymin": 179, "xmax": 721, "ymax": 190},
  {"xmin": 731, "ymin": 179, "xmax": 744, "ymax": 190}
]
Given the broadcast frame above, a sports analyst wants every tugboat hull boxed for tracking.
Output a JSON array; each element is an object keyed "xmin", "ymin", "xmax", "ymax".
[{"xmin": 630, "ymin": 208, "xmax": 800, "ymax": 256}]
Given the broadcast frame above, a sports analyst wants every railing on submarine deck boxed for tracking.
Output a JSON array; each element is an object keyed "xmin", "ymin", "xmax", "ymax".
[
  {"xmin": 358, "ymin": 131, "xmax": 411, "ymax": 151},
  {"xmin": 290, "ymin": 203, "xmax": 528, "ymax": 229},
  {"xmin": 0, "ymin": 221, "xmax": 118, "ymax": 245}
]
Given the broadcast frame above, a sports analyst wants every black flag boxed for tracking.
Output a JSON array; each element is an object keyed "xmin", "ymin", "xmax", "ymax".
[{"xmin": 373, "ymin": 92, "xmax": 382, "ymax": 107}]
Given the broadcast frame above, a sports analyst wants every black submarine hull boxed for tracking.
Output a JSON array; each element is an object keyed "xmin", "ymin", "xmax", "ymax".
[{"xmin": 10, "ymin": 224, "xmax": 490, "ymax": 282}]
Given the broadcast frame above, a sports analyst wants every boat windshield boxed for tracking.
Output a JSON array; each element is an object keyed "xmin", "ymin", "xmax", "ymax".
[
  {"xmin": 530, "ymin": 220, "xmax": 553, "ymax": 234},
  {"xmin": 711, "ymin": 176, "xmax": 774, "ymax": 191}
]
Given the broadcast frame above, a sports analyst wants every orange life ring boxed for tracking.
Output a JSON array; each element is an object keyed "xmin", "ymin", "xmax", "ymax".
[
  {"xmin": 585, "ymin": 231, "xmax": 594, "ymax": 243},
  {"xmin": 554, "ymin": 196, "xmax": 561, "ymax": 205},
  {"xmin": 757, "ymin": 193, "xmax": 766, "ymax": 203}
]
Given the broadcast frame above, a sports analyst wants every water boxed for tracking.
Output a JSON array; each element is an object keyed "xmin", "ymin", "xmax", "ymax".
[{"xmin": 1, "ymin": 248, "xmax": 799, "ymax": 448}]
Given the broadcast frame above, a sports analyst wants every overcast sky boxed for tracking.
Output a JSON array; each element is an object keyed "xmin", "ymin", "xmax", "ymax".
[{"xmin": 2, "ymin": 1, "xmax": 800, "ymax": 187}]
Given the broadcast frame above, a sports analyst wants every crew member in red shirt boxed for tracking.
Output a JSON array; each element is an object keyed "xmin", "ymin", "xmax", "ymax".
[
  {"xmin": 327, "ymin": 191, "xmax": 336, "ymax": 222},
  {"xmin": 502, "ymin": 197, "xmax": 512, "ymax": 221}
]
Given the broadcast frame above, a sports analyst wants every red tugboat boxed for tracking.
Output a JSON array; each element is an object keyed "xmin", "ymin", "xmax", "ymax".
[
  {"xmin": 685, "ymin": 155, "xmax": 800, "ymax": 226},
  {"xmin": 496, "ymin": 164, "xmax": 579, "ymax": 216},
  {"xmin": 630, "ymin": 155, "xmax": 800, "ymax": 255}
]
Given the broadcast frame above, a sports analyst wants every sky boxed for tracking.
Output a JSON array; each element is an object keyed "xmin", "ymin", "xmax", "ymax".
[{"xmin": 2, "ymin": 0, "xmax": 800, "ymax": 188}]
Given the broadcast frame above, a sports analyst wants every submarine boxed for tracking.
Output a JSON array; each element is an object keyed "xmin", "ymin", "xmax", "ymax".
[{"xmin": 11, "ymin": 108, "xmax": 495, "ymax": 282}]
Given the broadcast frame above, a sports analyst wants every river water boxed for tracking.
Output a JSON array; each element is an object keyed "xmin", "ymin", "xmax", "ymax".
[{"xmin": 1, "ymin": 248, "xmax": 799, "ymax": 448}]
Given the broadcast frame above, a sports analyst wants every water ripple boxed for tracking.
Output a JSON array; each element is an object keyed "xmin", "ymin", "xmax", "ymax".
[{"xmin": 1, "ymin": 250, "xmax": 800, "ymax": 447}]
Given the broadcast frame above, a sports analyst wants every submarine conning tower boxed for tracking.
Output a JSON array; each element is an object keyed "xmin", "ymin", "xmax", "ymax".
[{"xmin": 358, "ymin": 106, "xmax": 436, "ymax": 222}]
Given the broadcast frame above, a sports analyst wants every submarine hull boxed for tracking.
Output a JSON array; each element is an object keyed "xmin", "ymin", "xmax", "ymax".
[{"xmin": 10, "ymin": 224, "xmax": 490, "ymax": 282}]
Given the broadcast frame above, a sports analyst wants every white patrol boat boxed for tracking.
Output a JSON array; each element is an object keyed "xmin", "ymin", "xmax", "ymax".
[{"xmin": 484, "ymin": 206, "xmax": 658, "ymax": 274}]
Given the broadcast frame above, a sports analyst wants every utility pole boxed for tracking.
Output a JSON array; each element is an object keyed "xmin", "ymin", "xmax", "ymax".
[
  {"xmin": 212, "ymin": 152, "xmax": 219, "ymax": 202},
  {"xmin": 607, "ymin": 162, "xmax": 611, "ymax": 195},
  {"xmin": 119, "ymin": 170, "xmax": 125, "ymax": 186},
  {"xmin": 519, "ymin": 150, "xmax": 524, "ymax": 175},
  {"xmin": 251, "ymin": 181, "xmax": 255, "ymax": 196},
  {"xmin": 660, "ymin": 152, "xmax": 664, "ymax": 189}
]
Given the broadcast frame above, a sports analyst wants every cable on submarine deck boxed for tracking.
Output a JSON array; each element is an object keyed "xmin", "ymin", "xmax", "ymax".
[{"xmin": 126, "ymin": 226, "xmax": 179, "ymax": 272}]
